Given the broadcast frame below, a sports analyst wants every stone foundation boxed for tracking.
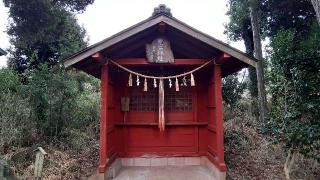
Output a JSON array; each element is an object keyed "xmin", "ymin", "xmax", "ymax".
[{"xmin": 98, "ymin": 156, "xmax": 226, "ymax": 180}]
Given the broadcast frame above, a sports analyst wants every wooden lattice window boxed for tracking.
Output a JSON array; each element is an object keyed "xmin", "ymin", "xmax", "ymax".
[
  {"xmin": 129, "ymin": 89, "xmax": 158, "ymax": 112},
  {"xmin": 165, "ymin": 91, "xmax": 192, "ymax": 112},
  {"xmin": 129, "ymin": 88, "xmax": 192, "ymax": 112}
]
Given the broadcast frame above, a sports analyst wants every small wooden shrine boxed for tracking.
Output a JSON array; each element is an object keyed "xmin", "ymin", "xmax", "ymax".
[{"xmin": 64, "ymin": 5, "xmax": 257, "ymax": 180}]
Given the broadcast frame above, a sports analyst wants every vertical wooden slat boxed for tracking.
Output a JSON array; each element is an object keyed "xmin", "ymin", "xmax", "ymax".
[
  {"xmin": 193, "ymin": 86, "xmax": 199, "ymax": 153},
  {"xmin": 99, "ymin": 64, "xmax": 109, "ymax": 173},
  {"xmin": 213, "ymin": 64, "xmax": 226, "ymax": 168}
]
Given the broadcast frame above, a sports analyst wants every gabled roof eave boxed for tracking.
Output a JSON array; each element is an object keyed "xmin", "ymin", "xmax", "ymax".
[
  {"xmin": 64, "ymin": 15, "xmax": 166, "ymax": 67},
  {"xmin": 166, "ymin": 16, "xmax": 257, "ymax": 67},
  {"xmin": 64, "ymin": 15, "xmax": 257, "ymax": 68},
  {"xmin": 0, "ymin": 48, "xmax": 7, "ymax": 56}
]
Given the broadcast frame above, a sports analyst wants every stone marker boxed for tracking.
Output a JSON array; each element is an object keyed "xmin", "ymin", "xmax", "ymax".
[
  {"xmin": 0, "ymin": 158, "xmax": 10, "ymax": 180},
  {"xmin": 34, "ymin": 147, "xmax": 47, "ymax": 179}
]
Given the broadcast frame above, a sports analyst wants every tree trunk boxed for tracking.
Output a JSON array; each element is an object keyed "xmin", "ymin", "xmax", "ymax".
[
  {"xmin": 311, "ymin": 0, "xmax": 320, "ymax": 25},
  {"xmin": 249, "ymin": 0, "xmax": 268, "ymax": 122},
  {"xmin": 241, "ymin": 20, "xmax": 259, "ymax": 120}
]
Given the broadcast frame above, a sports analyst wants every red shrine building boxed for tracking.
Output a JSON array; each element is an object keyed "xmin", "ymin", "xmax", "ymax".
[{"xmin": 64, "ymin": 5, "xmax": 257, "ymax": 180}]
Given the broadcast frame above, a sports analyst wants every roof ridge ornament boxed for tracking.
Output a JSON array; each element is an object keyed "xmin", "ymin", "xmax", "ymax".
[{"xmin": 152, "ymin": 4, "xmax": 172, "ymax": 17}]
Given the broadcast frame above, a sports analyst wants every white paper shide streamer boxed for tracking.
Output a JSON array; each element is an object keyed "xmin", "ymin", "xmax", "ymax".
[{"xmin": 110, "ymin": 59, "xmax": 213, "ymax": 131}]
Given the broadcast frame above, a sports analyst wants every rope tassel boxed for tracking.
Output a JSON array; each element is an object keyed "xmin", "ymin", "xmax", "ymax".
[
  {"xmin": 128, "ymin": 73, "xmax": 133, "ymax": 86},
  {"xmin": 153, "ymin": 79, "xmax": 157, "ymax": 88},
  {"xmin": 175, "ymin": 77, "xmax": 179, "ymax": 91},
  {"xmin": 182, "ymin": 76, "xmax": 187, "ymax": 86},
  {"xmin": 190, "ymin": 73, "xmax": 195, "ymax": 86},
  {"xmin": 136, "ymin": 75, "xmax": 140, "ymax": 86},
  {"xmin": 169, "ymin": 78, "xmax": 172, "ymax": 88},
  {"xmin": 144, "ymin": 78, "xmax": 148, "ymax": 91},
  {"xmin": 159, "ymin": 79, "xmax": 165, "ymax": 131}
]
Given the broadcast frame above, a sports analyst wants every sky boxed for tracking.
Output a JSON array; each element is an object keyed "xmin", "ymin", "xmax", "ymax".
[{"xmin": 0, "ymin": 0, "xmax": 245, "ymax": 68}]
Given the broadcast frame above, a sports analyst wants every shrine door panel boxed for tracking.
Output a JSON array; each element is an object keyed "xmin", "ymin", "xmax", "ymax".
[{"xmin": 125, "ymin": 127, "xmax": 197, "ymax": 156}]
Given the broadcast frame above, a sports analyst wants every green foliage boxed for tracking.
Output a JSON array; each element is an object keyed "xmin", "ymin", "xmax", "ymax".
[
  {"xmin": 0, "ymin": 68, "xmax": 20, "ymax": 93},
  {"xmin": 265, "ymin": 26, "xmax": 320, "ymax": 160},
  {"xmin": 0, "ymin": 89, "xmax": 34, "ymax": 149},
  {"xmin": 0, "ymin": 68, "xmax": 34, "ymax": 151},
  {"xmin": 260, "ymin": 0, "xmax": 316, "ymax": 37},
  {"xmin": 1, "ymin": 0, "xmax": 98, "ymax": 152},
  {"xmin": 70, "ymin": 91, "xmax": 100, "ymax": 130},
  {"xmin": 225, "ymin": 0, "xmax": 320, "ymax": 161},
  {"xmin": 51, "ymin": 0, "xmax": 94, "ymax": 12},
  {"xmin": 225, "ymin": 0, "xmax": 259, "ymax": 118},
  {"xmin": 222, "ymin": 73, "xmax": 247, "ymax": 107},
  {"xmin": 4, "ymin": 0, "xmax": 92, "ymax": 73},
  {"xmin": 226, "ymin": 0, "xmax": 316, "ymax": 39},
  {"xmin": 21, "ymin": 65, "xmax": 100, "ymax": 138},
  {"xmin": 225, "ymin": 130, "xmax": 249, "ymax": 152},
  {"xmin": 225, "ymin": 0, "xmax": 251, "ymax": 41},
  {"xmin": 62, "ymin": 129, "xmax": 97, "ymax": 150},
  {"xmin": 21, "ymin": 65, "xmax": 80, "ymax": 137},
  {"xmin": 0, "ymin": 67, "xmax": 100, "ymax": 150}
]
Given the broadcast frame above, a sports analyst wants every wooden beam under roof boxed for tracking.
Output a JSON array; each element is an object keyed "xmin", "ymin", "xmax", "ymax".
[
  {"xmin": 111, "ymin": 58, "xmax": 210, "ymax": 66},
  {"xmin": 215, "ymin": 53, "xmax": 231, "ymax": 64},
  {"xmin": 92, "ymin": 53, "xmax": 107, "ymax": 64}
]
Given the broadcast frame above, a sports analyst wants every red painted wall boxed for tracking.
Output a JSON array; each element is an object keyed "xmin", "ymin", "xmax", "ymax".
[{"xmin": 99, "ymin": 61, "xmax": 226, "ymax": 172}]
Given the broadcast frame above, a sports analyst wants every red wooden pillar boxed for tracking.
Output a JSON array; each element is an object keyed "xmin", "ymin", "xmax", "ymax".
[
  {"xmin": 213, "ymin": 63, "xmax": 226, "ymax": 170},
  {"xmin": 99, "ymin": 64, "xmax": 109, "ymax": 173}
]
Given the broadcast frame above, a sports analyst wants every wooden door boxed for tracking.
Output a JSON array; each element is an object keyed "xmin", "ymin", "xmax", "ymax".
[{"xmin": 124, "ymin": 85, "xmax": 198, "ymax": 156}]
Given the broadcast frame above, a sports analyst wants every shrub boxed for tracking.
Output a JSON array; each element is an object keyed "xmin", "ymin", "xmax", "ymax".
[
  {"xmin": 0, "ymin": 68, "xmax": 35, "ymax": 151},
  {"xmin": 266, "ymin": 26, "xmax": 320, "ymax": 161},
  {"xmin": 0, "ymin": 93, "xmax": 35, "ymax": 151},
  {"xmin": 222, "ymin": 73, "xmax": 246, "ymax": 108}
]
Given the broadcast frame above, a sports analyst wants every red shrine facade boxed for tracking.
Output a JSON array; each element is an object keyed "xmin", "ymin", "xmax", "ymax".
[{"xmin": 64, "ymin": 5, "xmax": 257, "ymax": 180}]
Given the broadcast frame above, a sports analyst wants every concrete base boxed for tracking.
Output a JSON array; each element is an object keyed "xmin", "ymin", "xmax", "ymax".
[
  {"xmin": 91, "ymin": 156, "xmax": 226, "ymax": 180},
  {"xmin": 113, "ymin": 165, "xmax": 214, "ymax": 180},
  {"xmin": 200, "ymin": 157, "xmax": 226, "ymax": 180}
]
